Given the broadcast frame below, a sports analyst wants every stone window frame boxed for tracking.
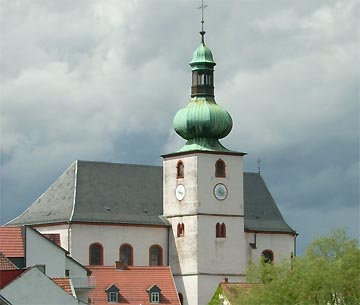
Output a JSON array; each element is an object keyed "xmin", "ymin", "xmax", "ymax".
[
  {"xmin": 89, "ymin": 242, "xmax": 104, "ymax": 266},
  {"xmin": 119, "ymin": 243, "xmax": 134, "ymax": 266},
  {"xmin": 215, "ymin": 159, "xmax": 226, "ymax": 178},
  {"xmin": 149, "ymin": 244, "xmax": 163, "ymax": 266}
]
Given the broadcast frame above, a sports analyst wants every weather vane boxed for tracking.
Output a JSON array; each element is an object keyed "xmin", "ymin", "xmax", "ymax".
[
  {"xmin": 197, "ymin": 0, "xmax": 208, "ymax": 43},
  {"xmin": 257, "ymin": 157, "xmax": 262, "ymax": 173}
]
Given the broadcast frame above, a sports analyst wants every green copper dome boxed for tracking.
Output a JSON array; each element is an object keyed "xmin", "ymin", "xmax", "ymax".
[
  {"xmin": 190, "ymin": 43, "xmax": 216, "ymax": 70},
  {"xmin": 173, "ymin": 97, "xmax": 233, "ymax": 152}
]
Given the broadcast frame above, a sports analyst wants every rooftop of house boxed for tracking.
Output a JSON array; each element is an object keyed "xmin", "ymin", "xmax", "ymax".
[
  {"xmin": 0, "ymin": 227, "xmax": 24, "ymax": 257},
  {"xmin": 210, "ymin": 281, "xmax": 257, "ymax": 305},
  {"xmin": 7, "ymin": 160, "xmax": 295, "ymax": 234},
  {"xmin": 42, "ymin": 233, "xmax": 61, "ymax": 247},
  {"xmin": 89, "ymin": 265, "xmax": 180, "ymax": 305},
  {"xmin": 0, "ymin": 253, "xmax": 18, "ymax": 271},
  {"xmin": 52, "ymin": 277, "xmax": 75, "ymax": 297}
]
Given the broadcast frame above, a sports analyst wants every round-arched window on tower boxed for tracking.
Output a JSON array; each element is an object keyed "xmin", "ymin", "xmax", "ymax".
[
  {"xmin": 215, "ymin": 159, "xmax": 226, "ymax": 177},
  {"xmin": 176, "ymin": 161, "xmax": 184, "ymax": 178}
]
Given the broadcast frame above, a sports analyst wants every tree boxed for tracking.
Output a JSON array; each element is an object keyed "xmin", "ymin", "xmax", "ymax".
[{"xmin": 235, "ymin": 229, "xmax": 360, "ymax": 305}]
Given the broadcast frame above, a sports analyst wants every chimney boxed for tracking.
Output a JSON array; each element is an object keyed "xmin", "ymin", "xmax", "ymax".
[
  {"xmin": 115, "ymin": 260, "xmax": 125, "ymax": 270},
  {"xmin": 223, "ymin": 277, "xmax": 228, "ymax": 283}
]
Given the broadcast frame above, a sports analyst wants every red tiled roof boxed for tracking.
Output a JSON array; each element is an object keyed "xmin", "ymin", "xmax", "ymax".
[
  {"xmin": 0, "ymin": 269, "xmax": 26, "ymax": 288},
  {"xmin": 43, "ymin": 233, "xmax": 61, "ymax": 247},
  {"xmin": 52, "ymin": 277, "xmax": 74, "ymax": 297},
  {"xmin": 0, "ymin": 227, "xmax": 24, "ymax": 257},
  {"xmin": 220, "ymin": 282, "xmax": 257, "ymax": 303},
  {"xmin": 0, "ymin": 252, "xmax": 17, "ymax": 270},
  {"xmin": 89, "ymin": 266, "xmax": 180, "ymax": 305}
]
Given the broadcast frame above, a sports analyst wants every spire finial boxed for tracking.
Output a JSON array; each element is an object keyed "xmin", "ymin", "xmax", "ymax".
[
  {"xmin": 257, "ymin": 157, "xmax": 262, "ymax": 173},
  {"xmin": 197, "ymin": 0, "xmax": 208, "ymax": 44}
]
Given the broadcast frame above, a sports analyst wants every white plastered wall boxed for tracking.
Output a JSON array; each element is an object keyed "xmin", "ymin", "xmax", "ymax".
[
  {"xmin": 246, "ymin": 232, "xmax": 295, "ymax": 265},
  {"xmin": 25, "ymin": 227, "xmax": 65, "ymax": 277},
  {"xmin": 35, "ymin": 224, "xmax": 70, "ymax": 251},
  {"xmin": 69, "ymin": 224, "xmax": 168, "ymax": 266}
]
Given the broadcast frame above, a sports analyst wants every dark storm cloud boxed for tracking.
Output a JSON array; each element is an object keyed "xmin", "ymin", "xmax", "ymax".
[{"xmin": 0, "ymin": 0, "xmax": 358, "ymax": 254}]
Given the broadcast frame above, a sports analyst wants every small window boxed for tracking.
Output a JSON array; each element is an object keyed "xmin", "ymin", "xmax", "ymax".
[
  {"xmin": 119, "ymin": 244, "xmax": 133, "ymax": 266},
  {"xmin": 109, "ymin": 291, "xmax": 118, "ymax": 302},
  {"xmin": 106, "ymin": 284, "xmax": 120, "ymax": 303},
  {"xmin": 216, "ymin": 223, "xmax": 226, "ymax": 238},
  {"xmin": 177, "ymin": 161, "xmax": 184, "ymax": 178},
  {"xmin": 262, "ymin": 249, "xmax": 274, "ymax": 263},
  {"xmin": 148, "ymin": 285, "xmax": 161, "ymax": 304},
  {"xmin": 215, "ymin": 159, "xmax": 226, "ymax": 177},
  {"xmin": 149, "ymin": 245, "xmax": 163, "ymax": 266},
  {"xmin": 150, "ymin": 292, "xmax": 160, "ymax": 303},
  {"xmin": 89, "ymin": 243, "xmax": 103, "ymax": 265},
  {"xmin": 177, "ymin": 223, "xmax": 185, "ymax": 238}
]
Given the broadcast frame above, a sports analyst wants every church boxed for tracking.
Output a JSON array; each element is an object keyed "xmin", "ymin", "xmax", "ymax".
[{"xmin": 7, "ymin": 18, "xmax": 296, "ymax": 305}]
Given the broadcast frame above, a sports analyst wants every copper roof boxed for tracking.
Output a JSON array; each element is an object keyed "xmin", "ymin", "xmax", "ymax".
[
  {"xmin": 0, "ymin": 227, "xmax": 24, "ymax": 257},
  {"xmin": 89, "ymin": 266, "xmax": 180, "ymax": 305}
]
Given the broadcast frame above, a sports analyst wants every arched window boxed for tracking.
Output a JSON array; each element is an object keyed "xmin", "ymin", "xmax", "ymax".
[
  {"xmin": 149, "ymin": 245, "xmax": 163, "ymax": 266},
  {"xmin": 177, "ymin": 223, "xmax": 185, "ymax": 238},
  {"xmin": 215, "ymin": 159, "xmax": 226, "ymax": 177},
  {"xmin": 221, "ymin": 223, "xmax": 226, "ymax": 238},
  {"xmin": 119, "ymin": 243, "xmax": 133, "ymax": 266},
  {"xmin": 176, "ymin": 161, "xmax": 184, "ymax": 178},
  {"xmin": 89, "ymin": 242, "xmax": 103, "ymax": 265},
  {"xmin": 262, "ymin": 249, "xmax": 274, "ymax": 263},
  {"xmin": 216, "ymin": 223, "xmax": 226, "ymax": 238},
  {"xmin": 216, "ymin": 223, "xmax": 221, "ymax": 238}
]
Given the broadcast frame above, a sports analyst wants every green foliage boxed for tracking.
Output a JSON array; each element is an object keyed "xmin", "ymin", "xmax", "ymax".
[
  {"xmin": 208, "ymin": 284, "xmax": 224, "ymax": 305},
  {"xmin": 236, "ymin": 229, "xmax": 360, "ymax": 305}
]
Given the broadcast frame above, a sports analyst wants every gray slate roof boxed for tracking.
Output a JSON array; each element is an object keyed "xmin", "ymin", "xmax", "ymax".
[
  {"xmin": 8, "ymin": 161, "xmax": 295, "ymax": 234},
  {"xmin": 244, "ymin": 173, "xmax": 295, "ymax": 233}
]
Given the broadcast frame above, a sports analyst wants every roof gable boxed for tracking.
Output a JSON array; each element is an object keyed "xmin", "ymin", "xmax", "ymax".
[{"xmin": 7, "ymin": 162, "xmax": 76, "ymax": 226}]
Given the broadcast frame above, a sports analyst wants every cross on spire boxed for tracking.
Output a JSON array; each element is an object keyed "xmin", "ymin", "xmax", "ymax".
[
  {"xmin": 257, "ymin": 157, "xmax": 262, "ymax": 173},
  {"xmin": 197, "ymin": 0, "xmax": 208, "ymax": 43}
]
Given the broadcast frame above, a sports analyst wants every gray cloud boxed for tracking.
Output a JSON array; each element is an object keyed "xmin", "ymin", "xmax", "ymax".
[{"xmin": 0, "ymin": 0, "xmax": 358, "ymax": 254}]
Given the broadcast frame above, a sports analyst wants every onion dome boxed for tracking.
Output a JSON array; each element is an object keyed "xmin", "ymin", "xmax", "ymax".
[{"xmin": 173, "ymin": 97, "xmax": 233, "ymax": 152}]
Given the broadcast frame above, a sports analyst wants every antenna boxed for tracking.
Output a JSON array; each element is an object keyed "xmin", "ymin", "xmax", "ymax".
[
  {"xmin": 197, "ymin": 0, "xmax": 208, "ymax": 43},
  {"xmin": 257, "ymin": 157, "xmax": 262, "ymax": 174}
]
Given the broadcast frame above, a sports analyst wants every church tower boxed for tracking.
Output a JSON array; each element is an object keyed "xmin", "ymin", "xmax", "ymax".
[{"xmin": 162, "ymin": 15, "xmax": 247, "ymax": 305}]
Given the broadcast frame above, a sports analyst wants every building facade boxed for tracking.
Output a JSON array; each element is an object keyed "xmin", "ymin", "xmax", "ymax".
[{"xmin": 7, "ymin": 25, "xmax": 296, "ymax": 305}]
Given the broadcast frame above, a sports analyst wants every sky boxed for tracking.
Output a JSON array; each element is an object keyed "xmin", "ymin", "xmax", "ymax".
[{"xmin": 0, "ymin": 0, "xmax": 359, "ymax": 255}]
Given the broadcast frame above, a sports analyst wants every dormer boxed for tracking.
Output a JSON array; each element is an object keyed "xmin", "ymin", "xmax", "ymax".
[
  {"xmin": 147, "ymin": 284, "xmax": 161, "ymax": 304},
  {"xmin": 106, "ymin": 284, "xmax": 120, "ymax": 303}
]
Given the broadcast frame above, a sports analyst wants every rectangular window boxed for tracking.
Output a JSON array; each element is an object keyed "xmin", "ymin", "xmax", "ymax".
[
  {"xmin": 150, "ymin": 292, "xmax": 160, "ymax": 303},
  {"xmin": 109, "ymin": 292, "xmax": 118, "ymax": 302}
]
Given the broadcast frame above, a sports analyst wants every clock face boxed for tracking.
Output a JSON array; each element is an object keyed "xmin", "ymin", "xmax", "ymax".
[
  {"xmin": 214, "ymin": 183, "xmax": 228, "ymax": 201},
  {"xmin": 175, "ymin": 184, "xmax": 185, "ymax": 201}
]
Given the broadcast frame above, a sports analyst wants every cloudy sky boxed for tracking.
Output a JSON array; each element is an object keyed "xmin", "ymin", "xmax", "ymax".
[{"xmin": 0, "ymin": 0, "xmax": 358, "ymax": 255}]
